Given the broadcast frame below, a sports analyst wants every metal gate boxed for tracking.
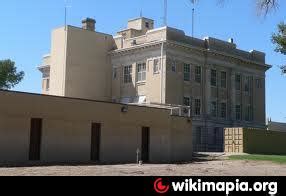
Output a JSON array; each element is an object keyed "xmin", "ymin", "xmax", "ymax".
[{"xmin": 224, "ymin": 128, "xmax": 244, "ymax": 153}]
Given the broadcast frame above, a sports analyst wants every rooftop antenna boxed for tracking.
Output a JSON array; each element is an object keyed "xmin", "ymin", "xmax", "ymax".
[
  {"xmin": 163, "ymin": 0, "xmax": 168, "ymax": 26},
  {"xmin": 190, "ymin": 0, "xmax": 196, "ymax": 37},
  {"xmin": 140, "ymin": 0, "xmax": 143, "ymax": 17},
  {"xmin": 64, "ymin": 0, "xmax": 71, "ymax": 31}
]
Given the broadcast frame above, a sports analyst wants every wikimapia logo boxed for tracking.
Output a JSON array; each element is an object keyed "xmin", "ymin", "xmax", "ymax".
[{"xmin": 153, "ymin": 178, "xmax": 278, "ymax": 195}]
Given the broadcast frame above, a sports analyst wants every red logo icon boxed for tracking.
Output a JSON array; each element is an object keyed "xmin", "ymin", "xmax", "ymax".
[{"xmin": 154, "ymin": 178, "xmax": 170, "ymax": 194}]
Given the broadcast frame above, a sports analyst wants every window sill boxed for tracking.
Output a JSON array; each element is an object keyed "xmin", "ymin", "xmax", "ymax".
[{"xmin": 136, "ymin": 81, "xmax": 146, "ymax": 85}]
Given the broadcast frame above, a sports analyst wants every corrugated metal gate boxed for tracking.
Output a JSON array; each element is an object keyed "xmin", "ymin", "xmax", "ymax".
[{"xmin": 224, "ymin": 128, "xmax": 243, "ymax": 153}]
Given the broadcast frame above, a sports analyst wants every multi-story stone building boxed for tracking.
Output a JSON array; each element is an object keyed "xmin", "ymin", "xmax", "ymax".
[{"xmin": 38, "ymin": 17, "xmax": 271, "ymax": 152}]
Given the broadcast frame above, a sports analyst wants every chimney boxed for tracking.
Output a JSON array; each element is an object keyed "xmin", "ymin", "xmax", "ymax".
[
  {"xmin": 82, "ymin": 18, "xmax": 96, "ymax": 31},
  {"xmin": 228, "ymin": 38, "xmax": 234, "ymax": 44}
]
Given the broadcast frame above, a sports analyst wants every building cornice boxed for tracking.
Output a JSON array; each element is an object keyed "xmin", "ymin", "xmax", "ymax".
[
  {"xmin": 109, "ymin": 39, "xmax": 272, "ymax": 70},
  {"xmin": 109, "ymin": 40, "xmax": 165, "ymax": 56},
  {"xmin": 166, "ymin": 40, "xmax": 272, "ymax": 70}
]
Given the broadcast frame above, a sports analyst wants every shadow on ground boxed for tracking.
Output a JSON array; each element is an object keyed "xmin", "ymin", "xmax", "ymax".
[{"xmin": 0, "ymin": 153, "xmax": 226, "ymax": 168}]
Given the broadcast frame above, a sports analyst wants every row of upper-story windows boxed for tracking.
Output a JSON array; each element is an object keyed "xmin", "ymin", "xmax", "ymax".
[
  {"xmin": 235, "ymin": 74, "xmax": 263, "ymax": 92},
  {"xmin": 210, "ymin": 101, "xmax": 227, "ymax": 119},
  {"xmin": 115, "ymin": 60, "xmax": 264, "ymax": 90},
  {"xmin": 114, "ymin": 60, "xmax": 159, "ymax": 84},
  {"xmin": 122, "ymin": 63, "xmax": 147, "ymax": 84},
  {"xmin": 183, "ymin": 95, "xmax": 253, "ymax": 121},
  {"xmin": 183, "ymin": 97, "xmax": 201, "ymax": 116},
  {"xmin": 235, "ymin": 104, "xmax": 253, "ymax": 122}
]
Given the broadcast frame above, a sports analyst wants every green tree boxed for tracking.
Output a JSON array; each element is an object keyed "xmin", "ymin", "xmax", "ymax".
[
  {"xmin": 272, "ymin": 22, "xmax": 286, "ymax": 55},
  {"xmin": 272, "ymin": 22, "xmax": 286, "ymax": 73},
  {"xmin": 0, "ymin": 59, "xmax": 24, "ymax": 90}
]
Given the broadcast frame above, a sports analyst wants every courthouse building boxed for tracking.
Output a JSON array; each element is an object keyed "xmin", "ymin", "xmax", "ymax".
[{"xmin": 39, "ymin": 17, "xmax": 271, "ymax": 152}]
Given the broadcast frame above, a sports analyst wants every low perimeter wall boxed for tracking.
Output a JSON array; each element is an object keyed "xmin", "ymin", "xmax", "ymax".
[{"xmin": 0, "ymin": 90, "xmax": 193, "ymax": 164}]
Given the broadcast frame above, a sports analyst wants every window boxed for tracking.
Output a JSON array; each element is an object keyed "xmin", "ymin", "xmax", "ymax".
[
  {"xmin": 184, "ymin": 64, "xmax": 191, "ymax": 81},
  {"xmin": 211, "ymin": 101, "xmax": 217, "ymax": 117},
  {"xmin": 46, "ymin": 79, "xmax": 50, "ymax": 91},
  {"xmin": 196, "ymin": 127, "xmax": 202, "ymax": 145},
  {"xmin": 221, "ymin": 71, "xmax": 227, "ymax": 88},
  {"xmin": 113, "ymin": 68, "xmax": 117, "ymax": 79},
  {"xmin": 124, "ymin": 65, "xmax": 132, "ymax": 83},
  {"xmin": 213, "ymin": 127, "xmax": 220, "ymax": 145},
  {"xmin": 137, "ymin": 63, "xmax": 146, "ymax": 82},
  {"xmin": 220, "ymin": 102, "xmax": 227, "ymax": 118},
  {"xmin": 211, "ymin": 69, "xmax": 217, "ymax": 86},
  {"xmin": 183, "ymin": 97, "xmax": 190, "ymax": 106},
  {"xmin": 244, "ymin": 76, "xmax": 251, "ymax": 93},
  {"xmin": 145, "ymin": 22, "xmax": 150, "ymax": 28},
  {"xmin": 256, "ymin": 78, "xmax": 262, "ymax": 89},
  {"xmin": 171, "ymin": 61, "xmax": 176, "ymax": 72},
  {"xmin": 236, "ymin": 105, "xmax": 241, "ymax": 120},
  {"xmin": 195, "ymin": 66, "xmax": 202, "ymax": 83},
  {"xmin": 245, "ymin": 105, "xmax": 252, "ymax": 121},
  {"xmin": 235, "ymin": 74, "xmax": 241, "ymax": 91},
  {"xmin": 153, "ymin": 59, "xmax": 160, "ymax": 74},
  {"xmin": 194, "ymin": 99, "xmax": 201, "ymax": 116}
]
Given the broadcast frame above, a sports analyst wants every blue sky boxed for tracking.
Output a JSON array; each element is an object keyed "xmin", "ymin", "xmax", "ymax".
[{"xmin": 0, "ymin": 0, "xmax": 285, "ymax": 121}]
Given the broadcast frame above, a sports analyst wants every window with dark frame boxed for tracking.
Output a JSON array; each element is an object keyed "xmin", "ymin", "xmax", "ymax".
[
  {"xmin": 235, "ymin": 74, "xmax": 241, "ymax": 91},
  {"xmin": 195, "ymin": 66, "xmax": 202, "ymax": 83},
  {"xmin": 184, "ymin": 64, "xmax": 191, "ymax": 81},
  {"xmin": 137, "ymin": 63, "xmax": 146, "ymax": 82},
  {"xmin": 46, "ymin": 79, "xmax": 50, "ymax": 91},
  {"xmin": 171, "ymin": 61, "xmax": 176, "ymax": 72},
  {"xmin": 236, "ymin": 105, "xmax": 241, "ymax": 120},
  {"xmin": 244, "ymin": 76, "xmax": 251, "ymax": 93},
  {"xmin": 196, "ymin": 127, "xmax": 202, "ymax": 145},
  {"xmin": 211, "ymin": 101, "xmax": 217, "ymax": 117},
  {"xmin": 153, "ymin": 59, "xmax": 160, "ymax": 74},
  {"xmin": 220, "ymin": 102, "xmax": 227, "ymax": 118},
  {"xmin": 194, "ymin": 99, "xmax": 201, "ymax": 116},
  {"xmin": 145, "ymin": 22, "xmax": 149, "ymax": 28},
  {"xmin": 256, "ymin": 78, "xmax": 262, "ymax": 89},
  {"xmin": 124, "ymin": 65, "xmax": 132, "ymax": 83},
  {"xmin": 211, "ymin": 69, "xmax": 217, "ymax": 86},
  {"xmin": 183, "ymin": 97, "xmax": 190, "ymax": 106},
  {"xmin": 221, "ymin": 71, "xmax": 227, "ymax": 88},
  {"xmin": 245, "ymin": 105, "xmax": 253, "ymax": 121}
]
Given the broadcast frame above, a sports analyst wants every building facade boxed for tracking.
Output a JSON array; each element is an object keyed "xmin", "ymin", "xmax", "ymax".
[{"xmin": 39, "ymin": 17, "xmax": 271, "ymax": 152}]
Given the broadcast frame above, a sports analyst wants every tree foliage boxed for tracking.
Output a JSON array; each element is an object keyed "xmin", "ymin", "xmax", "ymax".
[
  {"xmin": 272, "ymin": 22, "xmax": 286, "ymax": 55},
  {"xmin": 0, "ymin": 59, "xmax": 24, "ymax": 90}
]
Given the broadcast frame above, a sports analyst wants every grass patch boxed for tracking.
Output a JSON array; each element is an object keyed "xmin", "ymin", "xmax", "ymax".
[{"xmin": 229, "ymin": 154, "xmax": 286, "ymax": 164}]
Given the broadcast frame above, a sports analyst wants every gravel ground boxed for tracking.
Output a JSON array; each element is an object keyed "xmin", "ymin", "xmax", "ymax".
[{"xmin": 0, "ymin": 157, "xmax": 285, "ymax": 176}]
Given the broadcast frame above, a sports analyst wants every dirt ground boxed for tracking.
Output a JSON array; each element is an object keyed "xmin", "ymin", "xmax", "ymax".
[{"xmin": 0, "ymin": 154, "xmax": 285, "ymax": 176}]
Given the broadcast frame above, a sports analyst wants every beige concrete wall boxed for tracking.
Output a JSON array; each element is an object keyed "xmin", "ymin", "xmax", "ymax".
[
  {"xmin": 0, "ymin": 114, "xmax": 30, "ymax": 162},
  {"xmin": 64, "ymin": 26, "xmax": 115, "ymax": 101},
  {"xmin": 0, "ymin": 91, "xmax": 192, "ymax": 163},
  {"xmin": 49, "ymin": 27, "xmax": 66, "ymax": 96},
  {"xmin": 41, "ymin": 119, "xmax": 91, "ymax": 162}
]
